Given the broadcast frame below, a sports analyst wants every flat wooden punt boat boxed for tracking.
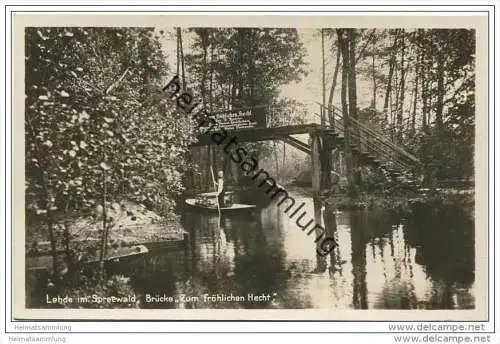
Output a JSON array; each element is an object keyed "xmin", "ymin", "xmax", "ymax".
[
  {"xmin": 185, "ymin": 198, "xmax": 256, "ymax": 211},
  {"xmin": 26, "ymin": 245, "xmax": 149, "ymax": 272},
  {"xmin": 198, "ymin": 191, "xmax": 235, "ymax": 197}
]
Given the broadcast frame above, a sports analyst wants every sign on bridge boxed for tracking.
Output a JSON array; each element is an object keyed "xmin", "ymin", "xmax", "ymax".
[{"xmin": 216, "ymin": 108, "xmax": 266, "ymax": 130}]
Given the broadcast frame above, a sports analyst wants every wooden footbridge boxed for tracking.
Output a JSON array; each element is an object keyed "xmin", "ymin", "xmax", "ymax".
[
  {"xmin": 193, "ymin": 103, "xmax": 422, "ymax": 193},
  {"xmin": 191, "ymin": 103, "xmax": 422, "ymax": 238}
]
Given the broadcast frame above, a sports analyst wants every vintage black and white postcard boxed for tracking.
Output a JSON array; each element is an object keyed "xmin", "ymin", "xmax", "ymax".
[{"xmin": 11, "ymin": 12, "xmax": 489, "ymax": 321}]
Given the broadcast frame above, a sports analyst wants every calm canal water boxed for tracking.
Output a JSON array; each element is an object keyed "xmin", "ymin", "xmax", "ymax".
[{"xmin": 134, "ymin": 189, "xmax": 475, "ymax": 310}]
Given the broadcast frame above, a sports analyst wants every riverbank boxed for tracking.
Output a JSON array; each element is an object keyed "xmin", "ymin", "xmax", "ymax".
[
  {"xmin": 324, "ymin": 187, "xmax": 474, "ymax": 219},
  {"xmin": 26, "ymin": 199, "xmax": 186, "ymax": 256}
]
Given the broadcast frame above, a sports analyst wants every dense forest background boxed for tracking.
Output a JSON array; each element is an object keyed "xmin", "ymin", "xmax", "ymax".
[
  {"xmin": 181, "ymin": 28, "xmax": 474, "ymax": 189},
  {"xmin": 25, "ymin": 27, "xmax": 475, "ymax": 286}
]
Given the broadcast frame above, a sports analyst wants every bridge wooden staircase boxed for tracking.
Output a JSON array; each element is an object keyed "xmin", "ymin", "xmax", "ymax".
[{"xmin": 278, "ymin": 104, "xmax": 423, "ymax": 185}]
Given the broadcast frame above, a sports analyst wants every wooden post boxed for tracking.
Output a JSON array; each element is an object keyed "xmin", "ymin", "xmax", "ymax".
[
  {"xmin": 310, "ymin": 132, "xmax": 323, "ymax": 237},
  {"xmin": 312, "ymin": 131, "xmax": 335, "ymax": 192},
  {"xmin": 321, "ymin": 134, "xmax": 333, "ymax": 190},
  {"xmin": 311, "ymin": 132, "xmax": 322, "ymax": 201},
  {"xmin": 311, "ymin": 131, "xmax": 328, "ymax": 271}
]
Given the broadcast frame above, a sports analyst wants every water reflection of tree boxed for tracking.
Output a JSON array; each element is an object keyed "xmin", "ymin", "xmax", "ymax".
[
  {"xmin": 176, "ymin": 211, "xmax": 229, "ymax": 308},
  {"xmin": 376, "ymin": 226, "xmax": 419, "ymax": 309},
  {"xmin": 321, "ymin": 204, "xmax": 341, "ymax": 274},
  {"xmin": 405, "ymin": 201, "xmax": 475, "ymax": 309},
  {"xmin": 182, "ymin": 210, "xmax": 284, "ymax": 309},
  {"xmin": 232, "ymin": 218, "xmax": 285, "ymax": 309},
  {"xmin": 350, "ymin": 209, "xmax": 420, "ymax": 309},
  {"xmin": 349, "ymin": 211, "xmax": 368, "ymax": 309},
  {"xmin": 137, "ymin": 250, "xmax": 183, "ymax": 309},
  {"xmin": 347, "ymin": 203, "xmax": 475, "ymax": 310}
]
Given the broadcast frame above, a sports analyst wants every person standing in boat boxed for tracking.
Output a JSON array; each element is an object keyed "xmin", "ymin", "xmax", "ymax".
[{"xmin": 216, "ymin": 170, "xmax": 226, "ymax": 208}]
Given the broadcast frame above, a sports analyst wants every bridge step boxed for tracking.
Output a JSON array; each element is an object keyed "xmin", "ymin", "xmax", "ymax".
[{"xmin": 279, "ymin": 135, "xmax": 312, "ymax": 155}]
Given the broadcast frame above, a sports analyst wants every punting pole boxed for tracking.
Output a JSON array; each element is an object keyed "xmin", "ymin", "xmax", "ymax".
[{"xmin": 210, "ymin": 165, "xmax": 221, "ymax": 227}]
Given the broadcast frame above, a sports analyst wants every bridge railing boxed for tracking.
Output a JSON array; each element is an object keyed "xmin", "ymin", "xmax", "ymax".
[
  {"xmin": 315, "ymin": 113, "xmax": 410, "ymax": 172},
  {"xmin": 245, "ymin": 102, "xmax": 420, "ymax": 176},
  {"xmin": 332, "ymin": 116, "xmax": 411, "ymax": 172},
  {"xmin": 317, "ymin": 104, "xmax": 421, "ymax": 175}
]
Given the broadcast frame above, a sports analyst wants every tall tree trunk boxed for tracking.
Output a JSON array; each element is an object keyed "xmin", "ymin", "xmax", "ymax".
[
  {"xmin": 200, "ymin": 29, "xmax": 208, "ymax": 106},
  {"xmin": 397, "ymin": 30, "xmax": 406, "ymax": 143},
  {"xmin": 371, "ymin": 50, "xmax": 377, "ymax": 110},
  {"xmin": 209, "ymin": 37, "xmax": 216, "ymax": 176},
  {"xmin": 383, "ymin": 32, "xmax": 399, "ymax": 124},
  {"xmin": 62, "ymin": 195, "xmax": 72, "ymax": 270},
  {"xmin": 209, "ymin": 34, "xmax": 214, "ymax": 114},
  {"xmin": 200, "ymin": 30, "xmax": 209, "ymax": 187},
  {"xmin": 393, "ymin": 62, "xmax": 399, "ymax": 142},
  {"xmin": 327, "ymin": 40, "xmax": 341, "ymax": 125},
  {"xmin": 337, "ymin": 29, "xmax": 356, "ymax": 191},
  {"xmin": 321, "ymin": 28, "xmax": 326, "ymax": 125},
  {"xmin": 247, "ymin": 30, "xmax": 257, "ymax": 106},
  {"xmin": 347, "ymin": 29, "xmax": 361, "ymax": 187},
  {"xmin": 411, "ymin": 49, "xmax": 420, "ymax": 137},
  {"xmin": 177, "ymin": 28, "xmax": 186, "ymax": 87},
  {"xmin": 347, "ymin": 29, "xmax": 358, "ymax": 122},
  {"xmin": 435, "ymin": 52, "xmax": 445, "ymax": 131},
  {"xmin": 421, "ymin": 58, "xmax": 428, "ymax": 131},
  {"xmin": 39, "ymin": 170, "xmax": 58, "ymax": 277},
  {"xmin": 176, "ymin": 30, "xmax": 180, "ymax": 78}
]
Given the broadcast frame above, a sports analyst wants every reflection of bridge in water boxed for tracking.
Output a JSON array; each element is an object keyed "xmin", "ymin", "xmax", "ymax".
[{"xmin": 136, "ymin": 193, "xmax": 474, "ymax": 310}]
